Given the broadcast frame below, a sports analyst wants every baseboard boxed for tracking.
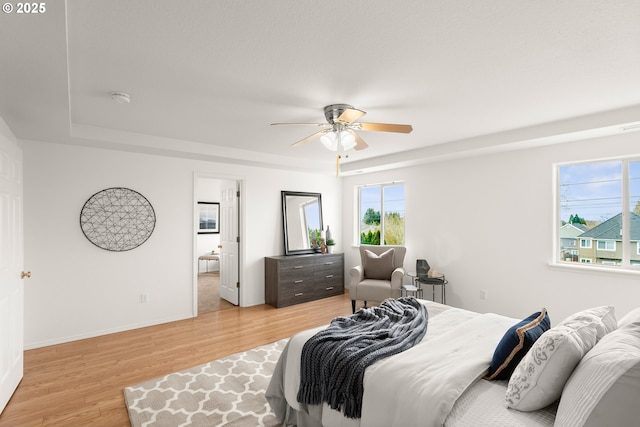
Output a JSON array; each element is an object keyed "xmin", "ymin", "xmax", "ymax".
[{"xmin": 23, "ymin": 313, "xmax": 193, "ymax": 350}]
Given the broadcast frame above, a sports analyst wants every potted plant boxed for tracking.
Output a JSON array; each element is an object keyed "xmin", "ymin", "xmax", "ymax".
[{"xmin": 326, "ymin": 238, "xmax": 335, "ymax": 253}]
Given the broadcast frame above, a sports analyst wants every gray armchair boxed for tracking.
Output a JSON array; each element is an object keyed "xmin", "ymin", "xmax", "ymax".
[{"xmin": 349, "ymin": 245, "xmax": 406, "ymax": 313}]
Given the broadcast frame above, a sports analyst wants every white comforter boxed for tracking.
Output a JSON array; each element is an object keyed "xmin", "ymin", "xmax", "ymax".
[{"xmin": 267, "ymin": 301, "xmax": 519, "ymax": 427}]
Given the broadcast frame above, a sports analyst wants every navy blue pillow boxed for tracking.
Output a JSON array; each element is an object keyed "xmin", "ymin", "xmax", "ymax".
[{"xmin": 485, "ymin": 309, "xmax": 550, "ymax": 381}]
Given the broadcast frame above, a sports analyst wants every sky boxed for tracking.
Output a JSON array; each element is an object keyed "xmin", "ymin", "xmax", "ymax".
[
  {"xmin": 303, "ymin": 200, "xmax": 321, "ymax": 231},
  {"xmin": 559, "ymin": 160, "xmax": 640, "ymax": 222},
  {"xmin": 360, "ymin": 184, "xmax": 405, "ymax": 219}
]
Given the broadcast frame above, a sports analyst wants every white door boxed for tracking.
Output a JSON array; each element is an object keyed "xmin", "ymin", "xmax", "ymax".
[
  {"xmin": 219, "ymin": 180, "xmax": 239, "ymax": 305},
  {"xmin": 0, "ymin": 132, "xmax": 24, "ymax": 414}
]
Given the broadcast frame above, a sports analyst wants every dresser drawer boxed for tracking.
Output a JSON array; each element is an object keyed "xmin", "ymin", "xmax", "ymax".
[
  {"xmin": 278, "ymin": 283, "xmax": 317, "ymax": 307},
  {"xmin": 313, "ymin": 268, "xmax": 342, "ymax": 285},
  {"xmin": 278, "ymin": 257, "xmax": 315, "ymax": 271},
  {"xmin": 314, "ymin": 280, "xmax": 344, "ymax": 298}
]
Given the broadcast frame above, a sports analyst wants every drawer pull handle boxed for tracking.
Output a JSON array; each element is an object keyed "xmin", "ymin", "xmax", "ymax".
[
  {"xmin": 325, "ymin": 275, "xmax": 334, "ymax": 279},
  {"xmin": 294, "ymin": 292, "xmax": 304, "ymax": 297},
  {"xmin": 294, "ymin": 280, "xmax": 304, "ymax": 284},
  {"xmin": 294, "ymin": 265, "xmax": 305, "ymax": 269},
  {"xmin": 326, "ymin": 287, "xmax": 334, "ymax": 291},
  {"xmin": 324, "ymin": 262, "xmax": 333, "ymax": 265}
]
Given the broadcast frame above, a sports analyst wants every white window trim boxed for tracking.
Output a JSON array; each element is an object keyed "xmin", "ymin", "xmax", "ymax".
[
  {"xmin": 554, "ymin": 156, "xmax": 640, "ymax": 273},
  {"xmin": 355, "ymin": 181, "xmax": 405, "ymax": 246}
]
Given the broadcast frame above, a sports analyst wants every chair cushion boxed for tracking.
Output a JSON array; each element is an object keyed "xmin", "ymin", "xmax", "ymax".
[
  {"xmin": 484, "ymin": 309, "xmax": 550, "ymax": 381},
  {"xmin": 363, "ymin": 248, "xmax": 395, "ymax": 280}
]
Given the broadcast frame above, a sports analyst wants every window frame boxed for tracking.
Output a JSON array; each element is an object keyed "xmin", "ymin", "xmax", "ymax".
[
  {"xmin": 555, "ymin": 156, "xmax": 640, "ymax": 273},
  {"xmin": 356, "ymin": 181, "xmax": 405, "ymax": 246}
]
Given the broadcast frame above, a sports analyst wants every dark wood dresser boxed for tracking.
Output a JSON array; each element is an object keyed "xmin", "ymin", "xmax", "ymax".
[{"xmin": 264, "ymin": 253, "xmax": 344, "ymax": 308}]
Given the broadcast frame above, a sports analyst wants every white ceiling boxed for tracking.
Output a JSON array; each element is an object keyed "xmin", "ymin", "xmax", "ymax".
[{"xmin": 1, "ymin": 0, "xmax": 639, "ymax": 175}]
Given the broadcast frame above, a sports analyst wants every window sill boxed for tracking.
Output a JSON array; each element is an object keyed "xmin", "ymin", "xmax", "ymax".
[{"xmin": 548, "ymin": 261, "xmax": 640, "ymax": 277}]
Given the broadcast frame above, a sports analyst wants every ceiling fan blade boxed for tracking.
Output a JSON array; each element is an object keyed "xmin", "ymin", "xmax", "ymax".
[
  {"xmin": 336, "ymin": 108, "xmax": 366, "ymax": 125},
  {"xmin": 354, "ymin": 122, "xmax": 413, "ymax": 133},
  {"xmin": 290, "ymin": 129, "xmax": 331, "ymax": 148},
  {"xmin": 346, "ymin": 129, "xmax": 369, "ymax": 151},
  {"xmin": 271, "ymin": 123, "xmax": 328, "ymax": 127}
]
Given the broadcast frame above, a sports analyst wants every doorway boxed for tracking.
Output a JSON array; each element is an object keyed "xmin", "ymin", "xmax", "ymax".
[{"xmin": 194, "ymin": 174, "xmax": 242, "ymax": 315}]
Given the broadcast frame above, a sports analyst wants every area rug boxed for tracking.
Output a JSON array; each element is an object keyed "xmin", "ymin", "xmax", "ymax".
[{"xmin": 124, "ymin": 339, "xmax": 287, "ymax": 427}]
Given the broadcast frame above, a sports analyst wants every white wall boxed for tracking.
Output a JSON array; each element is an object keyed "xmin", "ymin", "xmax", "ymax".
[
  {"xmin": 22, "ymin": 140, "xmax": 341, "ymax": 349},
  {"xmin": 341, "ymin": 131, "xmax": 640, "ymax": 324}
]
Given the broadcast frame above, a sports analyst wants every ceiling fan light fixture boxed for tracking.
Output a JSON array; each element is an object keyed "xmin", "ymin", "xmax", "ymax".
[
  {"xmin": 340, "ymin": 131, "xmax": 356, "ymax": 151},
  {"xmin": 320, "ymin": 132, "xmax": 338, "ymax": 151}
]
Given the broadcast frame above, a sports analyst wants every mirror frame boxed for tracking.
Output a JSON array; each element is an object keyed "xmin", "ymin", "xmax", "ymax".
[{"xmin": 281, "ymin": 191, "xmax": 323, "ymax": 256}]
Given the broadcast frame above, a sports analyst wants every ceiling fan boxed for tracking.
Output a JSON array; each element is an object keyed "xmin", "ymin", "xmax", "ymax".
[{"xmin": 271, "ymin": 103, "xmax": 413, "ymax": 152}]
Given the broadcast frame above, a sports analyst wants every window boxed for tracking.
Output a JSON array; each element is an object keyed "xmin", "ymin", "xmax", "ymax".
[
  {"xmin": 358, "ymin": 182, "xmax": 405, "ymax": 245},
  {"xmin": 597, "ymin": 240, "xmax": 616, "ymax": 251},
  {"xmin": 557, "ymin": 158, "xmax": 640, "ymax": 269}
]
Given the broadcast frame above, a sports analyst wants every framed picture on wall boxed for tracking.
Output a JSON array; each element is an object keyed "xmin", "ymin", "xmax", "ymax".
[{"xmin": 197, "ymin": 202, "xmax": 220, "ymax": 234}]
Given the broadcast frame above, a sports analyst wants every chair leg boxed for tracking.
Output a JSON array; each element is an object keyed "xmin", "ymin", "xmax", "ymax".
[
  {"xmin": 351, "ymin": 300, "xmax": 356, "ymax": 313},
  {"xmin": 364, "ymin": 301, "xmax": 368, "ymax": 308}
]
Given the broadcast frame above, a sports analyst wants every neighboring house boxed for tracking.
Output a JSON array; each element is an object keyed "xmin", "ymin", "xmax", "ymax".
[
  {"xmin": 576, "ymin": 213, "xmax": 640, "ymax": 265},
  {"xmin": 559, "ymin": 222, "xmax": 589, "ymax": 262}
]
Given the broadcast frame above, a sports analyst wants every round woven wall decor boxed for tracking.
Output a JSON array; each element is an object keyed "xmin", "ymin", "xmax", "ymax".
[{"xmin": 80, "ymin": 187, "xmax": 156, "ymax": 251}]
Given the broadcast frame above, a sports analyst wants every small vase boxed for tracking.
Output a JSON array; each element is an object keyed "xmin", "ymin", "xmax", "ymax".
[{"xmin": 327, "ymin": 245, "xmax": 334, "ymax": 253}]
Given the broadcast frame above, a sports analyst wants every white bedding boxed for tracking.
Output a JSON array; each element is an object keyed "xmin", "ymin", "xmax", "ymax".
[
  {"xmin": 267, "ymin": 300, "xmax": 559, "ymax": 427},
  {"xmin": 447, "ymin": 379, "xmax": 556, "ymax": 426}
]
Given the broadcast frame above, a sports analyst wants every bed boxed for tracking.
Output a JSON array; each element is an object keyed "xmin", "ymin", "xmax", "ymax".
[{"xmin": 266, "ymin": 299, "xmax": 640, "ymax": 427}]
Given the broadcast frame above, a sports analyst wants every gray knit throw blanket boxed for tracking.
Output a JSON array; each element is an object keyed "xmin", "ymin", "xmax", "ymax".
[{"xmin": 297, "ymin": 297, "xmax": 428, "ymax": 419}]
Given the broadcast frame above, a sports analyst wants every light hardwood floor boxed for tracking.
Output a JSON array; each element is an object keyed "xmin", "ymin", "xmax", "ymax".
[{"xmin": 0, "ymin": 292, "xmax": 358, "ymax": 427}]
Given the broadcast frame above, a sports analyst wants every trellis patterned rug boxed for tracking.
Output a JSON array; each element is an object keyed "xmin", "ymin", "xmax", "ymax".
[{"xmin": 124, "ymin": 339, "xmax": 287, "ymax": 427}]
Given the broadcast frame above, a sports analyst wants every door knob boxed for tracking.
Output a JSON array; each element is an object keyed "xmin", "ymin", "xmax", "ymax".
[{"xmin": 21, "ymin": 271, "xmax": 31, "ymax": 279}]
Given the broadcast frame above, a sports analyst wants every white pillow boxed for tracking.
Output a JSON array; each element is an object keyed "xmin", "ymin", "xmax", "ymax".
[
  {"xmin": 558, "ymin": 305, "xmax": 617, "ymax": 340},
  {"xmin": 618, "ymin": 307, "xmax": 640, "ymax": 328},
  {"xmin": 505, "ymin": 314, "xmax": 601, "ymax": 411},
  {"xmin": 555, "ymin": 322, "xmax": 640, "ymax": 427}
]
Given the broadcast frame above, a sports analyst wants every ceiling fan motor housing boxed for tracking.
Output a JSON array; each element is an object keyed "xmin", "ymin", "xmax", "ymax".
[{"xmin": 324, "ymin": 104, "xmax": 354, "ymax": 124}]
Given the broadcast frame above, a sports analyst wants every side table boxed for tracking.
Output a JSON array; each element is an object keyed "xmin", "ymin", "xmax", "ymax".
[{"xmin": 406, "ymin": 271, "xmax": 448, "ymax": 304}]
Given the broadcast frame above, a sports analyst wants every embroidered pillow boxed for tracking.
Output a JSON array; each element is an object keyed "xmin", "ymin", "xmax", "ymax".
[
  {"xmin": 505, "ymin": 314, "xmax": 603, "ymax": 411},
  {"xmin": 484, "ymin": 309, "xmax": 550, "ymax": 381},
  {"xmin": 363, "ymin": 248, "xmax": 395, "ymax": 280}
]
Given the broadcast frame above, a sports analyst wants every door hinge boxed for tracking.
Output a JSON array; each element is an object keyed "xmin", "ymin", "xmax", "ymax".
[
  {"xmin": 236, "ymin": 190, "xmax": 240, "ymax": 197},
  {"xmin": 236, "ymin": 236, "xmax": 240, "ymax": 243},
  {"xmin": 236, "ymin": 282, "xmax": 240, "ymax": 288}
]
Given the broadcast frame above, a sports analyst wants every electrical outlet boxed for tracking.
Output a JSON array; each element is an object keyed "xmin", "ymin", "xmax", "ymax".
[
  {"xmin": 480, "ymin": 290, "xmax": 488, "ymax": 300},
  {"xmin": 141, "ymin": 293, "xmax": 149, "ymax": 303}
]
